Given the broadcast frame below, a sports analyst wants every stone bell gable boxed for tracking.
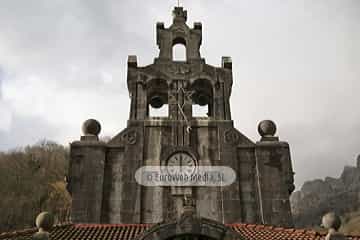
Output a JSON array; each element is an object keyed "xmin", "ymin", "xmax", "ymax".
[
  {"xmin": 67, "ymin": 6, "xmax": 295, "ymax": 227},
  {"xmin": 155, "ymin": 7, "xmax": 202, "ymax": 63}
]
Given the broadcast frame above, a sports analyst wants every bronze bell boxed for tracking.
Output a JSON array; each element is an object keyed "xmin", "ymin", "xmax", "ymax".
[
  {"xmin": 196, "ymin": 94, "xmax": 209, "ymax": 106},
  {"xmin": 149, "ymin": 95, "xmax": 165, "ymax": 108},
  {"xmin": 193, "ymin": 91, "xmax": 209, "ymax": 106}
]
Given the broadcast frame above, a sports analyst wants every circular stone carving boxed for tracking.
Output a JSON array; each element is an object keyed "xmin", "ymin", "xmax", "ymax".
[
  {"xmin": 322, "ymin": 212, "xmax": 341, "ymax": 230},
  {"xmin": 224, "ymin": 129, "xmax": 240, "ymax": 145},
  {"xmin": 166, "ymin": 152, "xmax": 196, "ymax": 176},
  {"xmin": 258, "ymin": 120, "xmax": 277, "ymax": 137},
  {"xmin": 35, "ymin": 212, "xmax": 54, "ymax": 231},
  {"xmin": 122, "ymin": 130, "xmax": 137, "ymax": 145},
  {"xmin": 82, "ymin": 119, "xmax": 101, "ymax": 136}
]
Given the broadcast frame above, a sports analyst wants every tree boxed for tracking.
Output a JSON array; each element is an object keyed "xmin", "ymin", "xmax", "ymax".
[{"xmin": 0, "ymin": 140, "xmax": 71, "ymax": 232}]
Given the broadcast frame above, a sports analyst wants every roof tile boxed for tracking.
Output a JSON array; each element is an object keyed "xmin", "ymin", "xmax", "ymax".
[{"xmin": 1, "ymin": 223, "xmax": 359, "ymax": 240}]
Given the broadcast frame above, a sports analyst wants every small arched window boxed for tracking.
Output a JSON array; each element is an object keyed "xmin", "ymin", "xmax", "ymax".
[
  {"xmin": 172, "ymin": 37, "xmax": 187, "ymax": 61},
  {"xmin": 173, "ymin": 44, "xmax": 186, "ymax": 61}
]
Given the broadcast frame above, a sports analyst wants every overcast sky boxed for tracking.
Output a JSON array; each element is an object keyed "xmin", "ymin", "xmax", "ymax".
[{"xmin": 0, "ymin": 0, "xmax": 359, "ymax": 188}]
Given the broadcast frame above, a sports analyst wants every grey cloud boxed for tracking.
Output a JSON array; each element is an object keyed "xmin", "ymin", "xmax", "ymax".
[
  {"xmin": 282, "ymin": 120, "xmax": 360, "ymax": 187},
  {"xmin": 0, "ymin": 113, "xmax": 58, "ymax": 151},
  {"xmin": 0, "ymin": 0, "xmax": 359, "ymax": 188},
  {"xmin": 0, "ymin": 66, "xmax": 3, "ymax": 98},
  {"xmin": 0, "ymin": 0, "xmax": 157, "ymax": 93}
]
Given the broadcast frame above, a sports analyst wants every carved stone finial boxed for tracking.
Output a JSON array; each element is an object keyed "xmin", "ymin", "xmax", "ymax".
[
  {"xmin": 258, "ymin": 120, "xmax": 279, "ymax": 141},
  {"xmin": 82, "ymin": 119, "xmax": 101, "ymax": 136},
  {"xmin": 33, "ymin": 212, "xmax": 54, "ymax": 240},
  {"xmin": 322, "ymin": 212, "xmax": 341, "ymax": 231},
  {"xmin": 222, "ymin": 56, "xmax": 232, "ymax": 69},
  {"xmin": 258, "ymin": 120, "xmax": 276, "ymax": 137},
  {"xmin": 173, "ymin": 7, "xmax": 187, "ymax": 23},
  {"xmin": 81, "ymin": 119, "xmax": 101, "ymax": 141},
  {"xmin": 322, "ymin": 212, "xmax": 345, "ymax": 240},
  {"xmin": 128, "ymin": 55, "xmax": 138, "ymax": 68}
]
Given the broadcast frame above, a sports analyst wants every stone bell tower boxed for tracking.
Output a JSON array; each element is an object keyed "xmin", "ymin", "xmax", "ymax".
[{"xmin": 68, "ymin": 7, "xmax": 295, "ymax": 227}]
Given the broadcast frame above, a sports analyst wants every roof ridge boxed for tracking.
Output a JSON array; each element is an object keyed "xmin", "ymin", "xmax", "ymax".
[
  {"xmin": 0, "ymin": 223, "xmax": 73, "ymax": 239},
  {"xmin": 0, "ymin": 228, "xmax": 37, "ymax": 239},
  {"xmin": 227, "ymin": 223, "xmax": 328, "ymax": 235},
  {"xmin": 74, "ymin": 223, "xmax": 151, "ymax": 228}
]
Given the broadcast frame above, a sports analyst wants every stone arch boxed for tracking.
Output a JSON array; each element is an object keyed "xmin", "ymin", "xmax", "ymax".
[
  {"xmin": 146, "ymin": 78, "xmax": 169, "ymax": 117},
  {"xmin": 155, "ymin": 7, "xmax": 202, "ymax": 62},
  {"xmin": 135, "ymin": 215, "xmax": 242, "ymax": 240},
  {"xmin": 172, "ymin": 37, "xmax": 187, "ymax": 61},
  {"xmin": 173, "ymin": 36, "xmax": 187, "ymax": 46},
  {"xmin": 190, "ymin": 79, "xmax": 214, "ymax": 117}
]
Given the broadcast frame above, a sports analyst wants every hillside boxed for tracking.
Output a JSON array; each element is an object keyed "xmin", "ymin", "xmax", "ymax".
[
  {"xmin": 290, "ymin": 155, "xmax": 360, "ymax": 234},
  {"xmin": 0, "ymin": 141, "xmax": 71, "ymax": 232}
]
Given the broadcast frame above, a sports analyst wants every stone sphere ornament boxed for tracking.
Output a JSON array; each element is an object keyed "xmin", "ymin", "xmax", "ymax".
[
  {"xmin": 82, "ymin": 119, "xmax": 101, "ymax": 136},
  {"xmin": 322, "ymin": 212, "xmax": 342, "ymax": 231},
  {"xmin": 258, "ymin": 120, "xmax": 277, "ymax": 137},
  {"xmin": 35, "ymin": 212, "xmax": 54, "ymax": 232}
]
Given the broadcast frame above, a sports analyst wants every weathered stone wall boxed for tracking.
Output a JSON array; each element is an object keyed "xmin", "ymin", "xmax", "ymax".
[
  {"xmin": 69, "ymin": 112, "xmax": 294, "ymax": 226},
  {"xmin": 141, "ymin": 125, "xmax": 170, "ymax": 223},
  {"xmin": 101, "ymin": 148, "xmax": 124, "ymax": 223},
  {"xmin": 255, "ymin": 141, "xmax": 294, "ymax": 227},
  {"xmin": 69, "ymin": 141, "xmax": 106, "ymax": 223},
  {"xmin": 191, "ymin": 125, "xmax": 222, "ymax": 221},
  {"xmin": 237, "ymin": 147, "xmax": 259, "ymax": 223}
]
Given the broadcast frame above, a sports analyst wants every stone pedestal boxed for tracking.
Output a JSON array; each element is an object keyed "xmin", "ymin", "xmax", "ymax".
[
  {"xmin": 69, "ymin": 139, "xmax": 106, "ymax": 223},
  {"xmin": 255, "ymin": 139, "xmax": 294, "ymax": 227}
]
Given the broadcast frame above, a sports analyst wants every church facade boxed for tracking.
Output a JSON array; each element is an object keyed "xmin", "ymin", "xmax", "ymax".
[{"xmin": 67, "ymin": 7, "xmax": 295, "ymax": 227}]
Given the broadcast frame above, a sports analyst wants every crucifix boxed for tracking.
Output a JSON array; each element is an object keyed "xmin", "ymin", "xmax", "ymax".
[{"xmin": 169, "ymin": 86, "xmax": 194, "ymax": 132}]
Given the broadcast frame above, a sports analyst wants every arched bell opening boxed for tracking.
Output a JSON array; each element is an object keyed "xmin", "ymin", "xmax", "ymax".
[
  {"xmin": 147, "ymin": 79, "xmax": 169, "ymax": 117},
  {"xmin": 190, "ymin": 79, "xmax": 213, "ymax": 118},
  {"xmin": 172, "ymin": 37, "xmax": 187, "ymax": 61}
]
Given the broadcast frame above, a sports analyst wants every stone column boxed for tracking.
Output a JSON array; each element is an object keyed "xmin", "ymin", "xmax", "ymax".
[
  {"xmin": 255, "ymin": 120, "xmax": 294, "ymax": 227},
  {"xmin": 68, "ymin": 119, "xmax": 107, "ymax": 223}
]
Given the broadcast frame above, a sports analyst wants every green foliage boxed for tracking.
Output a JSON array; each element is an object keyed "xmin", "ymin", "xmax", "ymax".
[{"xmin": 0, "ymin": 140, "xmax": 71, "ymax": 232}]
